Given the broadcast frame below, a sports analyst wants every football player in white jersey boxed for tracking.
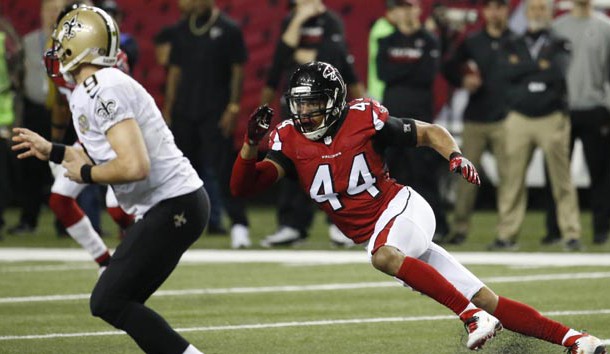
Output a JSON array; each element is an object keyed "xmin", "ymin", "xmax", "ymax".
[
  {"xmin": 45, "ymin": 1, "xmax": 134, "ymax": 273},
  {"xmin": 13, "ymin": 6, "xmax": 209, "ymax": 354}
]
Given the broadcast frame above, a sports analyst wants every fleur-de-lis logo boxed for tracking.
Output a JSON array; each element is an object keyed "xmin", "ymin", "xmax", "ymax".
[
  {"xmin": 63, "ymin": 15, "xmax": 83, "ymax": 40},
  {"xmin": 173, "ymin": 212, "xmax": 187, "ymax": 228},
  {"xmin": 95, "ymin": 97, "xmax": 117, "ymax": 120}
]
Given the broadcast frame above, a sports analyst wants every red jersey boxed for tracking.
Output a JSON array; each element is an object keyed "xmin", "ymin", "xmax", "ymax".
[{"xmin": 268, "ymin": 98, "xmax": 411, "ymax": 244}]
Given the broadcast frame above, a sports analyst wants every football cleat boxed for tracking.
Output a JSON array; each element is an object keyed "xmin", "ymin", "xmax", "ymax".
[
  {"xmin": 260, "ymin": 226, "xmax": 302, "ymax": 248},
  {"xmin": 565, "ymin": 333, "xmax": 607, "ymax": 354},
  {"xmin": 460, "ymin": 309, "xmax": 502, "ymax": 350},
  {"xmin": 230, "ymin": 224, "xmax": 251, "ymax": 249}
]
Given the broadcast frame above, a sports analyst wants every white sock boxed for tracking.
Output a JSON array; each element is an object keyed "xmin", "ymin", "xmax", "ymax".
[
  {"xmin": 66, "ymin": 217, "xmax": 108, "ymax": 260},
  {"xmin": 459, "ymin": 303, "xmax": 478, "ymax": 316},
  {"xmin": 182, "ymin": 344, "xmax": 204, "ymax": 354},
  {"xmin": 562, "ymin": 329, "xmax": 582, "ymax": 346}
]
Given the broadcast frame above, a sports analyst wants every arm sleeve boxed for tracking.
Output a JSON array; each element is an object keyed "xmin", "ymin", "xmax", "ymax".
[
  {"xmin": 92, "ymin": 84, "xmax": 136, "ymax": 134},
  {"xmin": 375, "ymin": 116, "xmax": 418, "ymax": 148},
  {"xmin": 230, "ymin": 155, "xmax": 279, "ymax": 198}
]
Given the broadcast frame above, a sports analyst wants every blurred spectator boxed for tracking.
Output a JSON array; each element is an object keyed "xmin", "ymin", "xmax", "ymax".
[
  {"xmin": 425, "ymin": 2, "xmax": 474, "ymax": 58},
  {"xmin": 95, "ymin": 0, "xmax": 139, "ymax": 71},
  {"xmin": 153, "ymin": 0, "xmax": 227, "ymax": 235},
  {"xmin": 153, "ymin": 0, "xmax": 194, "ymax": 67},
  {"xmin": 8, "ymin": 0, "xmax": 64, "ymax": 236},
  {"xmin": 367, "ymin": 0, "xmax": 399, "ymax": 101},
  {"xmin": 163, "ymin": 0, "xmax": 251, "ymax": 248},
  {"xmin": 442, "ymin": 0, "xmax": 512, "ymax": 246},
  {"xmin": 544, "ymin": 0, "xmax": 610, "ymax": 246},
  {"xmin": 259, "ymin": 0, "xmax": 365, "ymax": 248},
  {"xmin": 376, "ymin": 0, "xmax": 449, "ymax": 241},
  {"xmin": 495, "ymin": 0, "xmax": 581, "ymax": 251},
  {"xmin": 0, "ymin": 14, "xmax": 23, "ymax": 240}
]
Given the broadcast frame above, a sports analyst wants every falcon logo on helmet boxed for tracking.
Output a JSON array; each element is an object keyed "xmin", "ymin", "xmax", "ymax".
[{"xmin": 322, "ymin": 63, "xmax": 339, "ymax": 81}]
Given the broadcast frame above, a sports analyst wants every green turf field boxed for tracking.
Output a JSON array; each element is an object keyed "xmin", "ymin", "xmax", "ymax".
[{"xmin": 0, "ymin": 207, "xmax": 608, "ymax": 353}]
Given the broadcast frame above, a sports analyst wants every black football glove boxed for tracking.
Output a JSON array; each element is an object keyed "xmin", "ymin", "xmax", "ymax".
[
  {"xmin": 449, "ymin": 152, "xmax": 480, "ymax": 186},
  {"xmin": 245, "ymin": 105, "xmax": 274, "ymax": 146}
]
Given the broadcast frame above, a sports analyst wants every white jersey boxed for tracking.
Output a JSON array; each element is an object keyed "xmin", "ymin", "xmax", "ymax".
[{"xmin": 69, "ymin": 67, "xmax": 202, "ymax": 216}]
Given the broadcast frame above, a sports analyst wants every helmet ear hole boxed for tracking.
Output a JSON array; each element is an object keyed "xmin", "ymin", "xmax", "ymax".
[{"xmin": 65, "ymin": 49, "xmax": 72, "ymax": 56}]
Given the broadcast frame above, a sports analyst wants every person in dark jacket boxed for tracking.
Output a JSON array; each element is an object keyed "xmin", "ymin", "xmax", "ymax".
[
  {"xmin": 494, "ymin": 0, "xmax": 581, "ymax": 251},
  {"xmin": 376, "ymin": 0, "xmax": 450, "ymax": 241},
  {"xmin": 442, "ymin": 0, "xmax": 512, "ymax": 246}
]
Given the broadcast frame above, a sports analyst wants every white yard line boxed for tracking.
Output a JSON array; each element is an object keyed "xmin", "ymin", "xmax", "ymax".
[
  {"xmin": 1, "ymin": 271, "xmax": 609, "ymax": 304},
  {"xmin": 0, "ymin": 263, "xmax": 96, "ymax": 273},
  {"xmin": 1, "ymin": 309, "xmax": 609, "ymax": 341},
  {"xmin": 1, "ymin": 248, "xmax": 610, "ymax": 266}
]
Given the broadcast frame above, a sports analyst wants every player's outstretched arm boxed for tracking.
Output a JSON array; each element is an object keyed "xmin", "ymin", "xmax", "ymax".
[
  {"xmin": 231, "ymin": 105, "xmax": 284, "ymax": 197},
  {"xmin": 414, "ymin": 120, "xmax": 480, "ymax": 186},
  {"xmin": 12, "ymin": 127, "xmax": 53, "ymax": 160},
  {"xmin": 12, "ymin": 127, "xmax": 95, "ymax": 182}
]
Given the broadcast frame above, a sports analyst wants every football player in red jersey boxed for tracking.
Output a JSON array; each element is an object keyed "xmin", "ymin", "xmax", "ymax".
[{"xmin": 231, "ymin": 61, "xmax": 606, "ymax": 354}]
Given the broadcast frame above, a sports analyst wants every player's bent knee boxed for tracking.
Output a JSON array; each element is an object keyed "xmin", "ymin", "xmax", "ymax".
[
  {"xmin": 90, "ymin": 289, "xmax": 126, "ymax": 326},
  {"xmin": 470, "ymin": 286, "xmax": 499, "ymax": 313},
  {"xmin": 371, "ymin": 246, "xmax": 404, "ymax": 276}
]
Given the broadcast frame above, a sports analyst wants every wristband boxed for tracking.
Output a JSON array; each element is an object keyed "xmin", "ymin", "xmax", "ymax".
[
  {"xmin": 449, "ymin": 151, "xmax": 462, "ymax": 160},
  {"xmin": 80, "ymin": 164, "xmax": 94, "ymax": 184},
  {"xmin": 49, "ymin": 143, "xmax": 66, "ymax": 163}
]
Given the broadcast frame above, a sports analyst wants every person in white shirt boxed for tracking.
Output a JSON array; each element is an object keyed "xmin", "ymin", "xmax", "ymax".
[{"xmin": 12, "ymin": 6, "xmax": 208, "ymax": 354}]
